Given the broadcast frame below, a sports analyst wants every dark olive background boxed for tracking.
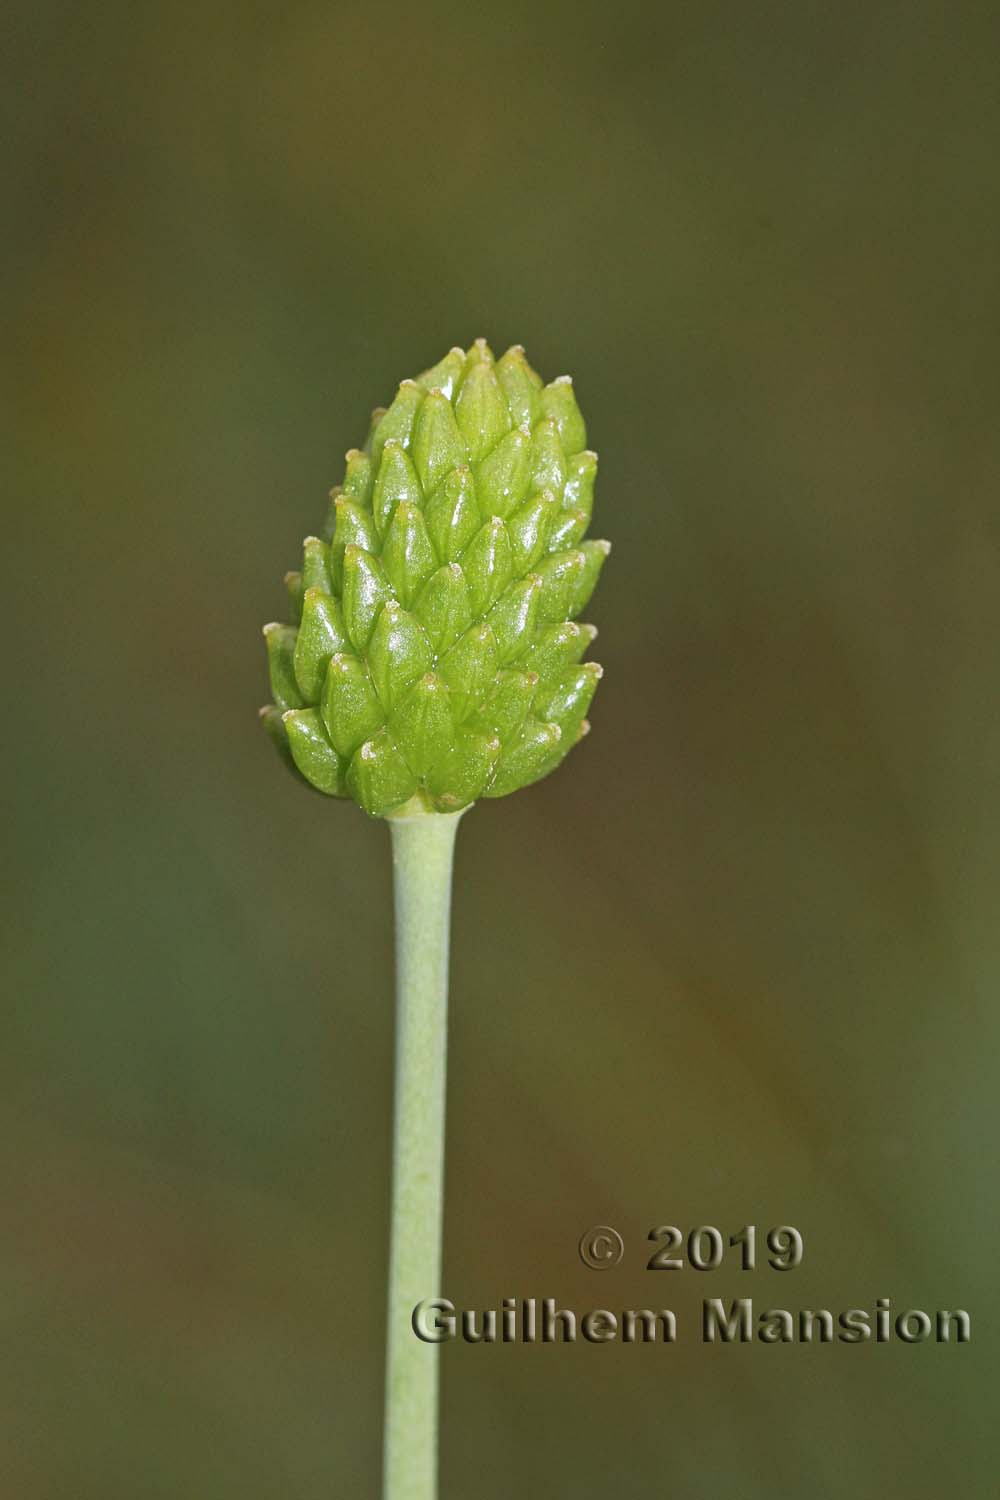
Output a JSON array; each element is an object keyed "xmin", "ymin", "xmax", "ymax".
[{"xmin": 4, "ymin": 1, "xmax": 998, "ymax": 1495}]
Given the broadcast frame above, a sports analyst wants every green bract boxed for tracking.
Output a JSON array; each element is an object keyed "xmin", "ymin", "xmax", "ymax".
[{"xmin": 260, "ymin": 340, "xmax": 608, "ymax": 817}]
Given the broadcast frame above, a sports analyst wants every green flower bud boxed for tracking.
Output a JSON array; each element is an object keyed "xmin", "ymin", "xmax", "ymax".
[
  {"xmin": 342, "ymin": 545, "xmax": 394, "ymax": 650},
  {"xmin": 563, "ymin": 449, "xmax": 597, "ymax": 524},
  {"xmin": 330, "ymin": 498, "xmax": 378, "ymax": 591},
  {"xmin": 293, "ymin": 587, "xmax": 348, "ymax": 700},
  {"xmin": 438, "ymin": 622, "xmax": 499, "ymax": 723},
  {"xmin": 528, "ymin": 417, "xmax": 568, "ymax": 497},
  {"xmin": 508, "ymin": 490, "xmax": 558, "ymax": 573},
  {"xmin": 424, "ymin": 728, "xmax": 500, "ymax": 811},
  {"xmin": 534, "ymin": 548, "xmax": 586, "ymax": 624},
  {"xmin": 484, "ymin": 717, "xmax": 562, "ymax": 799},
  {"xmin": 424, "ymin": 466, "xmax": 480, "ymax": 561},
  {"xmin": 474, "ymin": 425, "xmax": 532, "ymax": 519},
  {"xmin": 534, "ymin": 661, "xmax": 603, "ymax": 742},
  {"xmin": 321, "ymin": 653, "xmax": 383, "ymax": 758},
  {"xmin": 342, "ymin": 448, "xmax": 374, "ymax": 506},
  {"xmin": 412, "ymin": 391, "xmax": 465, "ymax": 497},
  {"xmin": 283, "ymin": 708, "xmax": 346, "ymax": 796},
  {"xmin": 571, "ymin": 538, "xmax": 611, "ymax": 616},
  {"xmin": 367, "ymin": 602, "xmax": 434, "ymax": 709},
  {"xmin": 413, "ymin": 563, "xmax": 473, "ymax": 656},
  {"xmin": 487, "ymin": 572, "xmax": 541, "ymax": 663},
  {"xmin": 461, "ymin": 516, "xmax": 513, "ymax": 617},
  {"xmin": 495, "ymin": 345, "xmax": 543, "ymax": 428},
  {"xmin": 370, "ymin": 380, "xmax": 423, "ymax": 469},
  {"xmin": 373, "ymin": 440, "xmax": 422, "ymax": 537},
  {"xmin": 416, "ymin": 346, "xmax": 466, "ymax": 400},
  {"xmin": 302, "ymin": 536, "xmax": 332, "ymax": 594},
  {"xmin": 379, "ymin": 502, "xmax": 435, "ymax": 609},
  {"xmin": 546, "ymin": 505, "xmax": 590, "ymax": 553},
  {"xmin": 540, "ymin": 374, "xmax": 587, "ymax": 455},
  {"xmin": 455, "ymin": 358, "xmax": 512, "ymax": 461},
  {"xmin": 525, "ymin": 620, "xmax": 597, "ymax": 679},
  {"xmin": 347, "ymin": 727, "xmax": 417, "ymax": 818},
  {"xmin": 391, "ymin": 672, "xmax": 455, "ymax": 778},
  {"xmin": 261, "ymin": 341, "xmax": 608, "ymax": 815},
  {"xmin": 263, "ymin": 623, "xmax": 304, "ymax": 712},
  {"xmin": 471, "ymin": 668, "xmax": 539, "ymax": 745}
]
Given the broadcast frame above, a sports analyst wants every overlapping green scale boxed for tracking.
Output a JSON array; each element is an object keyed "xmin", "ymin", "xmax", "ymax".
[{"xmin": 260, "ymin": 340, "xmax": 608, "ymax": 817}]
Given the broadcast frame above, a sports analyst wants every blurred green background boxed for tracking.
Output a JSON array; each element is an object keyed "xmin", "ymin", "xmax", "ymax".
[{"xmin": 4, "ymin": 0, "xmax": 998, "ymax": 1494}]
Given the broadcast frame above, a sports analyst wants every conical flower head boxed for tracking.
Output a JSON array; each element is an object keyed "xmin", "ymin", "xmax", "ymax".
[{"xmin": 261, "ymin": 340, "xmax": 609, "ymax": 817}]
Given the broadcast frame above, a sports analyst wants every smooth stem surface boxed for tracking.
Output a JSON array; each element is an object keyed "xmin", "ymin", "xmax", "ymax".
[{"xmin": 383, "ymin": 804, "xmax": 463, "ymax": 1500}]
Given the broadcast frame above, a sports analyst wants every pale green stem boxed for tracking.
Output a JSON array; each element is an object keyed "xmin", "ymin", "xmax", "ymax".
[{"xmin": 383, "ymin": 798, "xmax": 464, "ymax": 1500}]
